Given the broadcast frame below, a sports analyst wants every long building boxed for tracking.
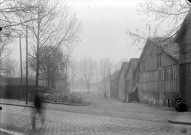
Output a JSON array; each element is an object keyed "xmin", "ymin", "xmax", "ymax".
[
  {"xmin": 134, "ymin": 38, "xmax": 179, "ymax": 105},
  {"xmin": 174, "ymin": 9, "xmax": 191, "ymax": 108}
]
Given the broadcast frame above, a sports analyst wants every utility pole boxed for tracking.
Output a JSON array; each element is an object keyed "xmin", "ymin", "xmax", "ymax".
[
  {"xmin": 26, "ymin": 26, "xmax": 28, "ymax": 104},
  {"xmin": 19, "ymin": 34, "xmax": 23, "ymax": 98}
]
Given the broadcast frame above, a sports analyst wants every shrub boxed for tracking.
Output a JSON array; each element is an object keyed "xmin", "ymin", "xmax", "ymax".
[{"xmin": 42, "ymin": 92, "xmax": 88, "ymax": 105}]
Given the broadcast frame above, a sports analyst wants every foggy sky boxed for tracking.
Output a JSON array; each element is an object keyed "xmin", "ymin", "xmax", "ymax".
[
  {"xmin": 10, "ymin": 0, "xmax": 144, "ymax": 63},
  {"xmin": 70, "ymin": 0, "xmax": 142, "ymax": 62}
]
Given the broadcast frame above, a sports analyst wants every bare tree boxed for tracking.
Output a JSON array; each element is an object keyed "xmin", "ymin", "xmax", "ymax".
[
  {"xmin": 0, "ymin": 0, "xmax": 39, "ymax": 29},
  {"xmin": 79, "ymin": 58, "xmax": 95, "ymax": 94},
  {"xmin": 94, "ymin": 60, "xmax": 100, "ymax": 94},
  {"xmin": 127, "ymin": 0, "xmax": 189, "ymax": 49},
  {"xmin": 0, "ymin": 33, "xmax": 12, "ymax": 67},
  {"xmin": 3, "ymin": 58, "xmax": 18, "ymax": 78},
  {"xmin": 13, "ymin": 0, "xmax": 82, "ymax": 88},
  {"xmin": 30, "ymin": 45, "xmax": 66, "ymax": 88},
  {"xmin": 138, "ymin": 0, "xmax": 189, "ymax": 28},
  {"xmin": 68, "ymin": 58, "xmax": 78, "ymax": 90},
  {"xmin": 0, "ymin": 0, "xmax": 39, "ymax": 71},
  {"xmin": 99, "ymin": 58, "xmax": 114, "ymax": 97}
]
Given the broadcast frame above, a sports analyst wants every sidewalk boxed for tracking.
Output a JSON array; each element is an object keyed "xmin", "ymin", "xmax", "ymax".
[
  {"xmin": 168, "ymin": 112, "xmax": 191, "ymax": 125},
  {"xmin": 0, "ymin": 99, "xmax": 33, "ymax": 108},
  {"xmin": 1, "ymin": 98, "xmax": 191, "ymax": 126}
]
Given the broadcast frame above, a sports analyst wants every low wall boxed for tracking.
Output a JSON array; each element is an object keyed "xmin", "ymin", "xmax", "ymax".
[{"xmin": 0, "ymin": 85, "xmax": 46, "ymax": 99}]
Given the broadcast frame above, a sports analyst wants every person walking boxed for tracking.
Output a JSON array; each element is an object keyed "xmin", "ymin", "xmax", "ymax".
[{"xmin": 31, "ymin": 92, "xmax": 45, "ymax": 129}]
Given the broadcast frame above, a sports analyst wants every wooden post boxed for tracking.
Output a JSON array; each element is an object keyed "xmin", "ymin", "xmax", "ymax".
[{"xmin": 26, "ymin": 26, "xmax": 28, "ymax": 104}]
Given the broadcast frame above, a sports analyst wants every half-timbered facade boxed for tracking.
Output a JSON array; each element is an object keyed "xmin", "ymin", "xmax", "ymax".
[{"xmin": 134, "ymin": 38, "xmax": 179, "ymax": 105}]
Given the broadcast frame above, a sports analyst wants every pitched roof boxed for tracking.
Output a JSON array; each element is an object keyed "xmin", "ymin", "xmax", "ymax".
[
  {"xmin": 134, "ymin": 38, "xmax": 179, "ymax": 76},
  {"xmin": 118, "ymin": 62, "xmax": 129, "ymax": 81},
  {"xmin": 129, "ymin": 58, "xmax": 139, "ymax": 69},
  {"xmin": 125, "ymin": 58, "xmax": 139, "ymax": 80},
  {"xmin": 175, "ymin": 9, "xmax": 191, "ymax": 43},
  {"xmin": 111, "ymin": 70, "xmax": 120, "ymax": 81},
  {"xmin": 149, "ymin": 37, "xmax": 179, "ymax": 61},
  {"xmin": 121, "ymin": 62, "xmax": 129, "ymax": 72}
]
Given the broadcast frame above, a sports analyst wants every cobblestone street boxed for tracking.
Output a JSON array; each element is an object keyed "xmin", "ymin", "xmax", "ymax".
[{"xmin": 0, "ymin": 104, "xmax": 190, "ymax": 135}]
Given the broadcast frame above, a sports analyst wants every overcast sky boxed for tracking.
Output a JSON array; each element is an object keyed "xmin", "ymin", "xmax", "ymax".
[
  {"xmin": 70, "ymin": 0, "xmax": 142, "ymax": 62},
  {"xmin": 10, "ymin": 0, "xmax": 145, "ymax": 64}
]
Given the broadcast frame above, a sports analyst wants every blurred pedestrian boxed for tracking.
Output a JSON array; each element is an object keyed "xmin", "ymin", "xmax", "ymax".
[{"xmin": 31, "ymin": 91, "xmax": 45, "ymax": 129}]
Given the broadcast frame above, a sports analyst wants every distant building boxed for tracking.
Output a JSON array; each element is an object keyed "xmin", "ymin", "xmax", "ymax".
[
  {"xmin": 98, "ymin": 76, "xmax": 111, "ymax": 98},
  {"xmin": 134, "ymin": 38, "xmax": 179, "ymax": 105},
  {"xmin": 69, "ymin": 79, "xmax": 96, "ymax": 93},
  {"xmin": 125, "ymin": 58, "xmax": 139, "ymax": 102},
  {"xmin": 1, "ymin": 77, "xmax": 36, "ymax": 99},
  {"xmin": 110, "ymin": 70, "xmax": 120, "ymax": 99},
  {"xmin": 118, "ymin": 62, "xmax": 129, "ymax": 101},
  {"xmin": 39, "ymin": 72, "xmax": 67, "ymax": 92}
]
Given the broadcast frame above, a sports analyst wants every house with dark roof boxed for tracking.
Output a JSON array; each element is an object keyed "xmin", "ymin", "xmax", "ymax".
[
  {"xmin": 134, "ymin": 38, "xmax": 179, "ymax": 105},
  {"xmin": 118, "ymin": 62, "xmax": 129, "ymax": 101},
  {"xmin": 125, "ymin": 58, "xmax": 139, "ymax": 102},
  {"xmin": 174, "ymin": 9, "xmax": 191, "ymax": 108}
]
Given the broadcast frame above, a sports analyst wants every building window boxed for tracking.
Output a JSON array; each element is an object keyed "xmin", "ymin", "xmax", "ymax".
[
  {"xmin": 161, "ymin": 70, "xmax": 164, "ymax": 80},
  {"xmin": 157, "ymin": 53, "xmax": 162, "ymax": 67},
  {"xmin": 173, "ymin": 67, "xmax": 179, "ymax": 79}
]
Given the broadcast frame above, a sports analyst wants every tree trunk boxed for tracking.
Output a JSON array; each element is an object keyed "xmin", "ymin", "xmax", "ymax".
[
  {"xmin": 47, "ymin": 68, "xmax": 50, "ymax": 88},
  {"xmin": 86, "ymin": 82, "xmax": 90, "ymax": 94}
]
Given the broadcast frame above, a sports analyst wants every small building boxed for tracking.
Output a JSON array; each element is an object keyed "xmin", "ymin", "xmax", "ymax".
[
  {"xmin": 118, "ymin": 62, "xmax": 129, "ymax": 101},
  {"xmin": 39, "ymin": 72, "xmax": 67, "ymax": 92},
  {"xmin": 4, "ymin": 78, "xmax": 36, "ymax": 99},
  {"xmin": 110, "ymin": 70, "xmax": 120, "ymax": 99},
  {"xmin": 98, "ymin": 76, "xmax": 111, "ymax": 98},
  {"xmin": 134, "ymin": 38, "xmax": 179, "ymax": 105},
  {"xmin": 0, "ymin": 75, "xmax": 8, "ymax": 99},
  {"xmin": 125, "ymin": 58, "xmax": 139, "ymax": 102},
  {"xmin": 69, "ymin": 79, "xmax": 96, "ymax": 93}
]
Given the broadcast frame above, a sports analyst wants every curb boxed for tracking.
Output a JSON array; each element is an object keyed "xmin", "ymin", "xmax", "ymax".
[
  {"xmin": 168, "ymin": 120, "xmax": 191, "ymax": 125},
  {"xmin": 44, "ymin": 101, "xmax": 89, "ymax": 106},
  {"xmin": 0, "ymin": 101, "xmax": 89, "ymax": 108},
  {"xmin": 19, "ymin": 99, "xmax": 89, "ymax": 106},
  {"xmin": 0, "ymin": 103, "xmax": 34, "ymax": 108}
]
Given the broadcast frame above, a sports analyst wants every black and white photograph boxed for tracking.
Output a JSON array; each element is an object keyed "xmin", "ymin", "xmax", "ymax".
[{"xmin": 0, "ymin": 0, "xmax": 191, "ymax": 134}]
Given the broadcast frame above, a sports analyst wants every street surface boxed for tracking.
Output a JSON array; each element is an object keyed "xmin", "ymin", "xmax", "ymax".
[{"xmin": 0, "ymin": 93, "xmax": 191, "ymax": 135}]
